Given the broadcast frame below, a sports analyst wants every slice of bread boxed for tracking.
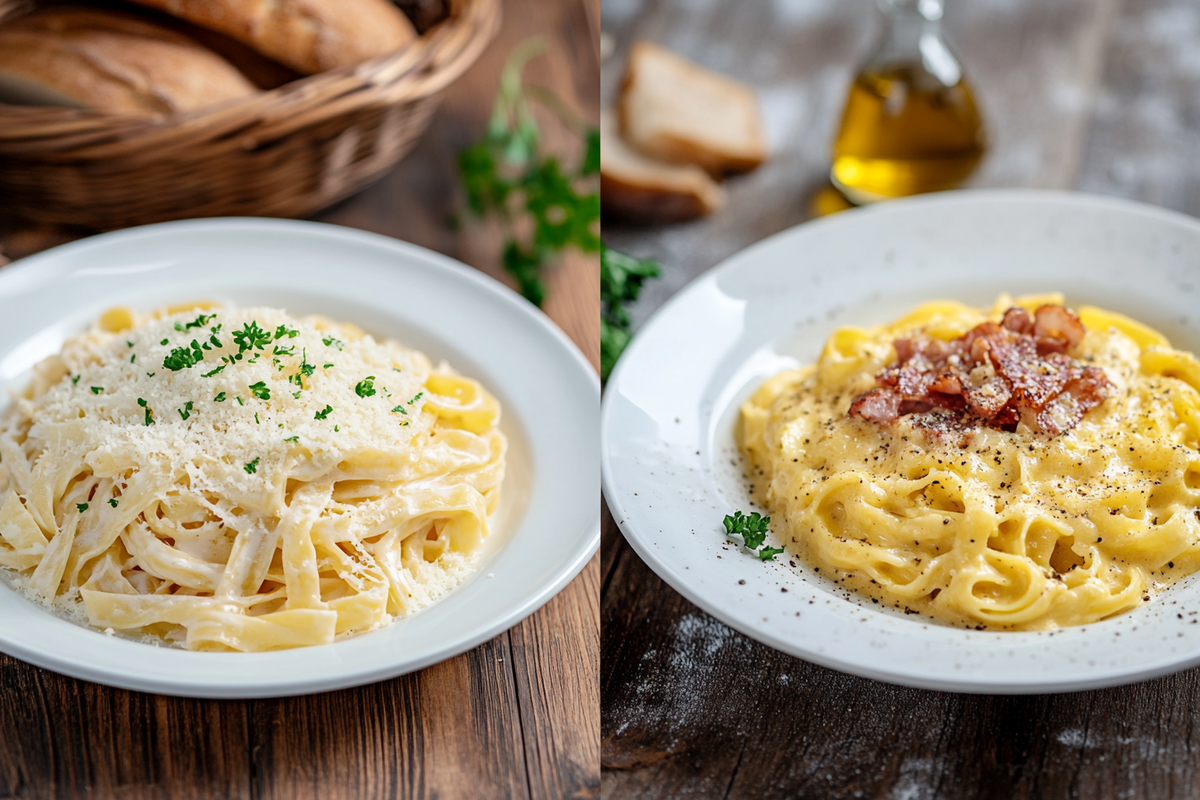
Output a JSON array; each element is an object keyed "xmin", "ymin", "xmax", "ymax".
[
  {"xmin": 123, "ymin": 0, "xmax": 418, "ymax": 74},
  {"xmin": 618, "ymin": 40, "xmax": 767, "ymax": 175},
  {"xmin": 0, "ymin": 7, "xmax": 259, "ymax": 115},
  {"xmin": 600, "ymin": 111, "xmax": 726, "ymax": 223}
]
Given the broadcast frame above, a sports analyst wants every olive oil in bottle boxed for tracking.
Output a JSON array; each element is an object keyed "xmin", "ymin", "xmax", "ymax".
[{"xmin": 831, "ymin": 0, "xmax": 985, "ymax": 204}]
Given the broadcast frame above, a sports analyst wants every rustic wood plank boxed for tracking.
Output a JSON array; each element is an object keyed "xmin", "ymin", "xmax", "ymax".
[
  {"xmin": 0, "ymin": 653, "xmax": 251, "ymax": 799},
  {"xmin": 249, "ymin": 633, "xmax": 530, "ymax": 800},
  {"xmin": 509, "ymin": 555, "xmax": 601, "ymax": 800}
]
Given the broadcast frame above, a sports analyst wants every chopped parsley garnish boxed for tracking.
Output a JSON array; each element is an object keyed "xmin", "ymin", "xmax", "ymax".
[
  {"xmin": 248, "ymin": 381, "xmax": 271, "ymax": 400},
  {"xmin": 178, "ymin": 401, "xmax": 194, "ymax": 421},
  {"xmin": 175, "ymin": 313, "xmax": 216, "ymax": 332},
  {"xmin": 334, "ymin": 425, "xmax": 339, "ymax": 432},
  {"xmin": 409, "ymin": 392, "xmax": 423, "ymax": 405},
  {"xmin": 322, "ymin": 336, "xmax": 344, "ymax": 350},
  {"xmin": 243, "ymin": 457, "xmax": 260, "ymax": 474},
  {"xmin": 90, "ymin": 386, "xmax": 104, "ymax": 394},
  {"xmin": 273, "ymin": 345, "xmax": 296, "ymax": 357},
  {"xmin": 236, "ymin": 397, "xmax": 244, "ymax": 406},
  {"xmin": 233, "ymin": 321, "xmax": 272, "ymax": 354},
  {"xmin": 323, "ymin": 363, "xmax": 334, "ymax": 369},
  {"xmin": 160, "ymin": 339, "xmax": 169, "ymax": 346},
  {"xmin": 314, "ymin": 405, "xmax": 333, "ymax": 420},
  {"xmin": 274, "ymin": 325, "xmax": 299, "ymax": 340},
  {"xmin": 214, "ymin": 392, "xmax": 226, "ymax": 402},
  {"xmin": 71, "ymin": 375, "xmax": 80, "ymax": 385},
  {"xmin": 146, "ymin": 373, "xmax": 155, "ymax": 378},
  {"xmin": 130, "ymin": 354, "xmax": 136, "ymax": 363},
  {"xmin": 254, "ymin": 413, "xmax": 260, "ymax": 425},
  {"xmin": 201, "ymin": 365, "xmax": 226, "ymax": 378},
  {"xmin": 126, "ymin": 340, "xmax": 134, "ymax": 348},
  {"xmin": 284, "ymin": 435, "xmax": 299, "ymax": 443},
  {"xmin": 137, "ymin": 397, "xmax": 154, "ymax": 426},
  {"xmin": 391, "ymin": 405, "xmax": 407, "ymax": 415},
  {"xmin": 108, "ymin": 498, "xmax": 118, "ymax": 508},
  {"xmin": 163, "ymin": 340, "xmax": 205, "ymax": 371},
  {"xmin": 76, "ymin": 503, "xmax": 88, "ymax": 513},
  {"xmin": 355, "ymin": 376, "xmax": 377, "ymax": 398},
  {"xmin": 723, "ymin": 511, "xmax": 782, "ymax": 560},
  {"xmin": 300, "ymin": 351, "xmax": 315, "ymax": 377},
  {"xmin": 758, "ymin": 545, "xmax": 786, "ymax": 561},
  {"xmin": 292, "ymin": 391, "xmax": 301, "ymax": 399}
]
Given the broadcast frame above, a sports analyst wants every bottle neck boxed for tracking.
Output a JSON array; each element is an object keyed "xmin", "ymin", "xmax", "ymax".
[{"xmin": 869, "ymin": 0, "xmax": 961, "ymax": 86}]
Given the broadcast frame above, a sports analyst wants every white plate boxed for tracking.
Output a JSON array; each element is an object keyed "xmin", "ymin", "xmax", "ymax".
[
  {"xmin": 0, "ymin": 218, "xmax": 599, "ymax": 698},
  {"xmin": 602, "ymin": 190, "xmax": 1200, "ymax": 694}
]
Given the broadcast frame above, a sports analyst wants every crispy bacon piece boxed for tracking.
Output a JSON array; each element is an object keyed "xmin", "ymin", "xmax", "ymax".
[{"xmin": 848, "ymin": 304, "xmax": 1110, "ymax": 439}]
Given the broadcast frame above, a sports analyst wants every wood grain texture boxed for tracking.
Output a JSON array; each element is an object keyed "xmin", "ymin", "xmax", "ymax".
[
  {"xmin": 0, "ymin": 0, "xmax": 600, "ymax": 797},
  {"xmin": 601, "ymin": 0, "xmax": 1200, "ymax": 797}
]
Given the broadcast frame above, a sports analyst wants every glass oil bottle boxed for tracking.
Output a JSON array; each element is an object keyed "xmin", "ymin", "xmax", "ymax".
[{"xmin": 830, "ymin": 0, "xmax": 986, "ymax": 204}]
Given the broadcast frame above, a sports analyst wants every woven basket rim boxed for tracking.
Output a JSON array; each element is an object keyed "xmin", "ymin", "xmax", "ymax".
[{"xmin": 0, "ymin": 0, "xmax": 500, "ymax": 156}]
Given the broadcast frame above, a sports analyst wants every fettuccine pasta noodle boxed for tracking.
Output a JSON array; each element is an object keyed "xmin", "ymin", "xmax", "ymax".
[
  {"xmin": 0, "ymin": 305, "xmax": 505, "ymax": 651},
  {"xmin": 741, "ymin": 294, "xmax": 1200, "ymax": 630}
]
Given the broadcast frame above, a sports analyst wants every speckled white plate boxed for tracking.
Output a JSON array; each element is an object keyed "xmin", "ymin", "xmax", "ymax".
[
  {"xmin": 602, "ymin": 190, "xmax": 1200, "ymax": 694},
  {"xmin": 0, "ymin": 218, "xmax": 599, "ymax": 698}
]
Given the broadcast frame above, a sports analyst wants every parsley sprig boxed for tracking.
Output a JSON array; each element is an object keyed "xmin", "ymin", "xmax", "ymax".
[
  {"xmin": 457, "ymin": 39, "xmax": 599, "ymax": 307},
  {"xmin": 724, "ymin": 511, "xmax": 785, "ymax": 561},
  {"xmin": 355, "ymin": 376, "xmax": 376, "ymax": 398},
  {"xmin": 601, "ymin": 245, "xmax": 660, "ymax": 380}
]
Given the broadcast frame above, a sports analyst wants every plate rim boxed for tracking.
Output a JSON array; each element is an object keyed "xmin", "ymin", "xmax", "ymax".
[
  {"xmin": 601, "ymin": 188, "xmax": 1200, "ymax": 694},
  {"xmin": 0, "ymin": 216, "xmax": 600, "ymax": 698}
]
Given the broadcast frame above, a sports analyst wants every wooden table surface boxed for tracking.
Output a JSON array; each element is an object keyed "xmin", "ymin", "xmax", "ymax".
[
  {"xmin": 0, "ymin": 0, "xmax": 600, "ymax": 798},
  {"xmin": 601, "ymin": 1, "xmax": 1200, "ymax": 798}
]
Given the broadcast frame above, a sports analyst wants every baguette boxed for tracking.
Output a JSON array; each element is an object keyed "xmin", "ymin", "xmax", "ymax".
[
  {"xmin": 618, "ymin": 40, "xmax": 767, "ymax": 174},
  {"xmin": 0, "ymin": 7, "xmax": 259, "ymax": 115},
  {"xmin": 123, "ymin": 0, "xmax": 419, "ymax": 74},
  {"xmin": 600, "ymin": 111, "xmax": 725, "ymax": 223}
]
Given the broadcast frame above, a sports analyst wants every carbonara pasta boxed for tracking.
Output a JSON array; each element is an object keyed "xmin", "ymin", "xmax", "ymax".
[
  {"xmin": 741, "ymin": 294, "xmax": 1200, "ymax": 630},
  {"xmin": 0, "ymin": 305, "xmax": 505, "ymax": 651}
]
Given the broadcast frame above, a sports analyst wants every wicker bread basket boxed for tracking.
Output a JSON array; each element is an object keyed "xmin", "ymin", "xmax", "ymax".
[{"xmin": 0, "ymin": 0, "xmax": 500, "ymax": 229}]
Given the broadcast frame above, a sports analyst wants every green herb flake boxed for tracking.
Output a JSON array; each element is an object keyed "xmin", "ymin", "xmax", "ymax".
[
  {"xmin": 723, "ymin": 511, "xmax": 774, "ymax": 556},
  {"xmin": 76, "ymin": 503, "xmax": 88, "ymax": 513},
  {"xmin": 137, "ymin": 398, "xmax": 154, "ymax": 426},
  {"xmin": 160, "ymin": 339, "xmax": 169, "ymax": 346},
  {"xmin": 315, "ymin": 404, "xmax": 333, "ymax": 420},
  {"xmin": 71, "ymin": 376, "xmax": 80, "ymax": 385},
  {"xmin": 293, "ymin": 391, "xmax": 301, "ymax": 399},
  {"xmin": 274, "ymin": 325, "xmax": 299, "ymax": 340},
  {"xmin": 236, "ymin": 397, "xmax": 244, "ymax": 406},
  {"xmin": 284, "ymin": 435, "xmax": 299, "ymax": 443},
  {"xmin": 324, "ymin": 363, "xmax": 334, "ymax": 369},
  {"xmin": 178, "ymin": 401, "xmax": 194, "ymax": 421},
  {"xmin": 322, "ymin": 336, "xmax": 344, "ymax": 351},
  {"xmin": 201, "ymin": 365, "xmax": 226, "ymax": 378},
  {"xmin": 176, "ymin": 313, "xmax": 216, "ymax": 332},
  {"xmin": 214, "ymin": 392, "xmax": 226, "ymax": 402},
  {"xmin": 108, "ymin": 498, "xmax": 118, "ymax": 508},
  {"xmin": 126, "ymin": 340, "xmax": 134, "ymax": 348},
  {"xmin": 90, "ymin": 386, "xmax": 104, "ymax": 394},
  {"xmin": 248, "ymin": 381, "xmax": 271, "ymax": 400},
  {"xmin": 163, "ymin": 339, "xmax": 205, "ymax": 371},
  {"xmin": 130, "ymin": 354, "xmax": 136, "ymax": 363},
  {"xmin": 273, "ymin": 345, "xmax": 296, "ymax": 357},
  {"xmin": 408, "ymin": 392, "xmax": 423, "ymax": 405},
  {"xmin": 334, "ymin": 425, "xmax": 339, "ymax": 432},
  {"xmin": 254, "ymin": 413, "xmax": 260, "ymax": 425},
  {"xmin": 758, "ymin": 546, "xmax": 785, "ymax": 562},
  {"xmin": 355, "ymin": 376, "xmax": 377, "ymax": 398},
  {"xmin": 244, "ymin": 457, "xmax": 260, "ymax": 474},
  {"xmin": 391, "ymin": 405, "xmax": 407, "ymax": 415},
  {"xmin": 233, "ymin": 321, "xmax": 272, "ymax": 354}
]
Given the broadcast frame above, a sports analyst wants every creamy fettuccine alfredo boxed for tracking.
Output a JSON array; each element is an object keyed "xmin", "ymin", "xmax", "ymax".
[
  {"xmin": 741, "ymin": 294, "xmax": 1200, "ymax": 630},
  {"xmin": 0, "ymin": 305, "xmax": 505, "ymax": 651}
]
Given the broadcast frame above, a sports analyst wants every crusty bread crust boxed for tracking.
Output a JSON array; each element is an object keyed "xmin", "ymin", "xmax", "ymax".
[
  {"xmin": 124, "ymin": 0, "xmax": 418, "ymax": 74},
  {"xmin": 618, "ymin": 40, "xmax": 767, "ymax": 175},
  {"xmin": 0, "ymin": 7, "xmax": 259, "ymax": 115},
  {"xmin": 600, "ymin": 111, "xmax": 725, "ymax": 223}
]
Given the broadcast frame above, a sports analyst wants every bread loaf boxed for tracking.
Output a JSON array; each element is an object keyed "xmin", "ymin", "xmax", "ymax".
[
  {"xmin": 600, "ymin": 112, "xmax": 725, "ymax": 223},
  {"xmin": 0, "ymin": 7, "xmax": 259, "ymax": 115},
  {"xmin": 123, "ymin": 0, "xmax": 419, "ymax": 74},
  {"xmin": 618, "ymin": 40, "xmax": 767, "ymax": 175}
]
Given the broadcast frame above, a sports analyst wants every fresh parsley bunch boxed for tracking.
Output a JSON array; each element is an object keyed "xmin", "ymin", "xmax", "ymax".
[
  {"xmin": 724, "ymin": 511, "xmax": 785, "ymax": 561},
  {"xmin": 600, "ymin": 244, "xmax": 660, "ymax": 380},
  {"xmin": 457, "ymin": 39, "xmax": 600, "ymax": 307}
]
